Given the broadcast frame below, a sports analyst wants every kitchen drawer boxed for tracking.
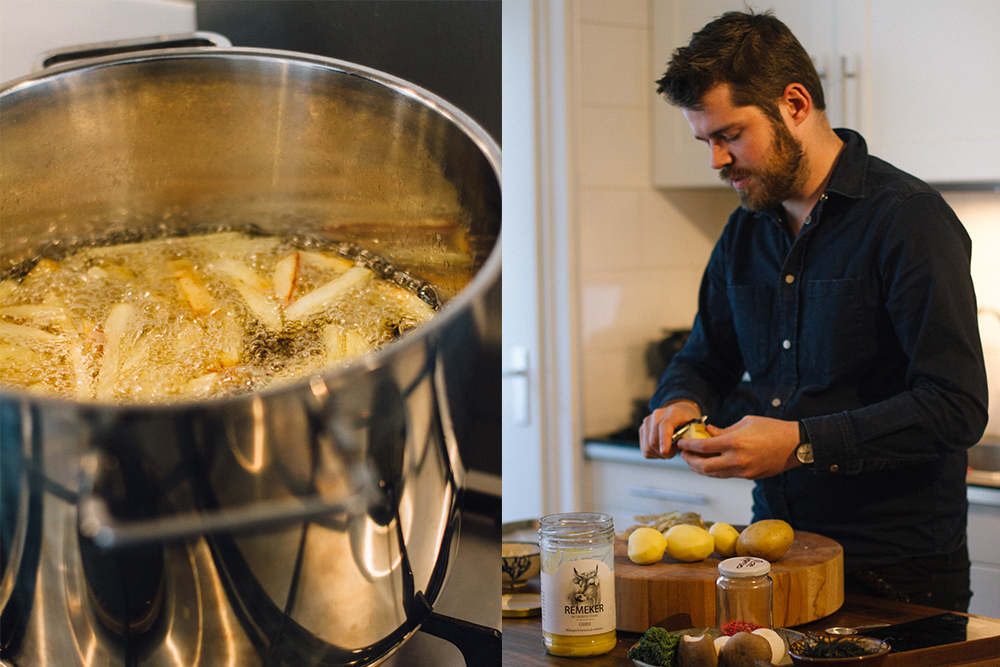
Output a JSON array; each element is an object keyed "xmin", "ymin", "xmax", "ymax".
[
  {"xmin": 587, "ymin": 457, "xmax": 755, "ymax": 530},
  {"xmin": 970, "ymin": 563, "xmax": 1000, "ymax": 619},
  {"xmin": 968, "ymin": 492, "xmax": 1000, "ymax": 567}
]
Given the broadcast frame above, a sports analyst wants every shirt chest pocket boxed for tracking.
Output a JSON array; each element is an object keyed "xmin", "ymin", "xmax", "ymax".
[
  {"xmin": 727, "ymin": 284, "xmax": 774, "ymax": 376},
  {"xmin": 801, "ymin": 278, "xmax": 874, "ymax": 382}
]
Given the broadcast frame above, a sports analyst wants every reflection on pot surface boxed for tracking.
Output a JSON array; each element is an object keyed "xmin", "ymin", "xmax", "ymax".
[{"xmin": 0, "ymin": 40, "xmax": 500, "ymax": 667}]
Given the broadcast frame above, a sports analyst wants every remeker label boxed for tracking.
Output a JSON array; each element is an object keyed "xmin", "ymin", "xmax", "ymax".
[{"xmin": 540, "ymin": 559, "xmax": 615, "ymax": 636}]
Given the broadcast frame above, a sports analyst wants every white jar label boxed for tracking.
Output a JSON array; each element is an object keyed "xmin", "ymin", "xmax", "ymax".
[{"xmin": 540, "ymin": 559, "xmax": 615, "ymax": 636}]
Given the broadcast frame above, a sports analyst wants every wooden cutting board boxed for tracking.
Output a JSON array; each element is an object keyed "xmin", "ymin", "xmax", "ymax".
[{"xmin": 615, "ymin": 530, "xmax": 843, "ymax": 632}]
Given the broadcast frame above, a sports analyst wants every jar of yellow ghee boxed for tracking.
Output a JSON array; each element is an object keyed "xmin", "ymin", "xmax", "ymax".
[{"xmin": 538, "ymin": 513, "xmax": 616, "ymax": 657}]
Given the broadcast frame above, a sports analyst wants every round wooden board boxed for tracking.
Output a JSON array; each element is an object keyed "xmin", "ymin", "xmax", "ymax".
[{"xmin": 615, "ymin": 530, "xmax": 843, "ymax": 632}]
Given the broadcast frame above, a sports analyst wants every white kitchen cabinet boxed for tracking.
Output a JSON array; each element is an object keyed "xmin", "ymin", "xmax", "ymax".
[
  {"xmin": 585, "ymin": 442, "xmax": 755, "ymax": 530},
  {"xmin": 652, "ymin": 0, "xmax": 1000, "ymax": 187},
  {"xmin": 866, "ymin": 1, "xmax": 1000, "ymax": 184},
  {"xmin": 968, "ymin": 486, "xmax": 1000, "ymax": 618}
]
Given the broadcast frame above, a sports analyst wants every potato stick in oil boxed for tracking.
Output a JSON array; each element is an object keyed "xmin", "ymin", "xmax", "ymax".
[
  {"xmin": 0, "ymin": 321, "xmax": 61, "ymax": 343},
  {"xmin": 272, "ymin": 252, "xmax": 300, "ymax": 303},
  {"xmin": 170, "ymin": 260, "xmax": 215, "ymax": 316},
  {"xmin": 95, "ymin": 303, "xmax": 134, "ymax": 400},
  {"xmin": 285, "ymin": 266, "xmax": 373, "ymax": 322}
]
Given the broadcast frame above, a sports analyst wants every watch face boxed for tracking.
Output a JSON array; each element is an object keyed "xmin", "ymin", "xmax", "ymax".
[{"xmin": 796, "ymin": 443, "xmax": 814, "ymax": 464}]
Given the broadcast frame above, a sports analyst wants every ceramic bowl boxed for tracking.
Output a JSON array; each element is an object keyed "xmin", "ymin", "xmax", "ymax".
[
  {"xmin": 502, "ymin": 541, "xmax": 540, "ymax": 589},
  {"xmin": 788, "ymin": 636, "xmax": 891, "ymax": 666}
]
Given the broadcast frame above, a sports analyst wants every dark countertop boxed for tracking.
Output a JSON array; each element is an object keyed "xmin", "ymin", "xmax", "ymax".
[{"xmin": 503, "ymin": 591, "xmax": 1000, "ymax": 667}]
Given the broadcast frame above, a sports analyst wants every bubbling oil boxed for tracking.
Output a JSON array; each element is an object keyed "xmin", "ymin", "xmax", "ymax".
[{"xmin": 0, "ymin": 229, "xmax": 440, "ymax": 403}]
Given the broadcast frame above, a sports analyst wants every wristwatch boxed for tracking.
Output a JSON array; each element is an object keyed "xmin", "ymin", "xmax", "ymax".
[{"xmin": 795, "ymin": 420, "xmax": 813, "ymax": 466}]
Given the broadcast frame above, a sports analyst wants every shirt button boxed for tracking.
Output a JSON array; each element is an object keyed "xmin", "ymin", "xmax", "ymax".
[
  {"xmin": 785, "ymin": 274, "xmax": 795, "ymax": 284},
  {"xmin": 804, "ymin": 215, "xmax": 812, "ymax": 225},
  {"xmin": 771, "ymin": 398, "xmax": 781, "ymax": 407},
  {"xmin": 783, "ymin": 339, "xmax": 791, "ymax": 349},
  {"xmin": 830, "ymin": 464, "xmax": 840, "ymax": 473}
]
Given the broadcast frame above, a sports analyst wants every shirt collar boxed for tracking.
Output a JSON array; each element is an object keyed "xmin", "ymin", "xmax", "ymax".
[
  {"xmin": 755, "ymin": 127, "xmax": 869, "ymax": 224},
  {"xmin": 823, "ymin": 128, "xmax": 868, "ymax": 200}
]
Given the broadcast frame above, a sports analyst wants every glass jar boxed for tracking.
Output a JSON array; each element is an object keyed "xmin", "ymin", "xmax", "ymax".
[
  {"xmin": 716, "ymin": 556, "xmax": 773, "ymax": 631},
  {"xmin": 538, "ymin": 513, "xmax": 616, "ymax": 657}
]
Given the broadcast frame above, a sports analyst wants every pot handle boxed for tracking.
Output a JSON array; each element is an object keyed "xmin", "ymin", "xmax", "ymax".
[
  {"xmin": 76, "ymin": 452, "xmax": 375, "ymax": 549},
  {"xmin": 33, "ymin": 31, "xmax": 232, "ymax": 72}
]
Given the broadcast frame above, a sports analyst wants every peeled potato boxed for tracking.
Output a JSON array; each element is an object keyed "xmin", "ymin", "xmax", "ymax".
[
  {"xmin": 709, "ymin": 522, "xmax": 740, "ymax": 558},
  {"xmin": 628, "ymin": 526, "xmax": 668, "ymax": 565},
  {"xmin": 736, "ymin": 519, "xmax": 794, "ymax": 562},
  {"xmin": 752, "ymin": 627, "xmax": 785, "ymax": 664},
  {"xmin": 665, "ymin": 524, "xmax": 715, "ymax": 562},
  {"xmin": 719, "ymin": 631, "xmax": 770, "ymax": 667},
  {"xmin": 687, "ymin": 422, "xmax": 710, "ymax": 438},
  {"xmin": 679, "ymin": 634, "xmax": 717, "ymax": 667}
]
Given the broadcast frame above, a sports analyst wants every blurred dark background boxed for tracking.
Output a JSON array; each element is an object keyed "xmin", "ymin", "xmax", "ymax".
[{"xmin": 195, "ymin": 0, "xmax": 500, "ymax": 145}]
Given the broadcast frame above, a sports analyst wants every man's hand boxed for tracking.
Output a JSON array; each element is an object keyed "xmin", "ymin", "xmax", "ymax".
[
  {"xmin": 675, "ymin": 415, "xmax": 801, "ymax": 479},
  {"xmin": 639, "ymin": 400, "xmax": 705, "ymax": 459}
]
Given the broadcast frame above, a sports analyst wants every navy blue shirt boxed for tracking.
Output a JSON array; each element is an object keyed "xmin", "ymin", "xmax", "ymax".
[{"xmin": 651, "ymin": 130, "xmax": 988, "ymax": 572}]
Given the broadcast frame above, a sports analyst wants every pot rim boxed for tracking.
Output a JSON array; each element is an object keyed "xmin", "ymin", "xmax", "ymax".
[{"xmin": 0, "ymin": 45, "xmax": 502, "ymax": 414}]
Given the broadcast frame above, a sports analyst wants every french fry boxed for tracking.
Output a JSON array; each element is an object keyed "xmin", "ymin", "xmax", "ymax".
[
  {"xmin": 300, "ymin": 251, "xmax": 354, "ymax": 274},
  {"xmin": 216, "ymin": 312, "xmax": 242, "ymax": 367},
  {"xmin": 200, "ymin": 231, "xmax": 280, "ymax": 260},
  {"xmin": 29, "ymin": 258, "xmax": 60, "ymax": 276},
  {"xmin": 186, "ymin": 372, "xmax": 221, "ymax": 396},
  {"xmin": 170, "ymin": 259, "xmax": 215, "ymax": 316},
  {"xmin": 0, "ymin": 301, "xmax": 74, "ymax": 333},
  {"xmin": 324, "ymin": 324, "xmax": 371, "ymax": 363},
  {"xmin": 212, "ymin": 257, "xmax": 271, "ymax": 294},
  {"xmin": 272, "ymin": 252, "xmax": 300, "ymax": 303},
  {"xmin": 231, "ymin": 280, "xmax": 282, "ymax": 330},
  {"xmin": 0, "ymin": 321, "xmax": 61, "ymax": 343},
  {"xmin": 0, "ymin": 343, "xmax": 43, "ymax": 384},
  {"xmin": 285, "ymin": 266, "xmax": 374, "ymax": 322},
  {"xmin": 0, "ymin": 280, "xmax": 17, "ymax": 301},
  {"xmin": 95, "ymin": 303, "xmax": 135, "ymax": 400},
  {"xmin": 378, "ymin": 283, "xmax": 436, "ymax": 321},
  {"xmin": 67, "ymin": 336, "xmax": 94, "ymax": 399}
]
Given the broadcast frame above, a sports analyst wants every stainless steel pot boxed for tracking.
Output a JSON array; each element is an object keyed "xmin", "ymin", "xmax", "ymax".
[{"xmin": 0, "ymin": 35, "xmax": 500, "ymax": 666}]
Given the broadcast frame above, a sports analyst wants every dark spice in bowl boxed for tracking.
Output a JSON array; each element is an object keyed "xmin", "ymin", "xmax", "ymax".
[{"xmin": 789, "ymin": 636, "xmax": 890, "ymax": 665}]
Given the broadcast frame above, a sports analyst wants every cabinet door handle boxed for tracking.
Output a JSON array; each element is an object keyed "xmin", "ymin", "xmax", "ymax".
[
  {"xmin": 628, "ymin": 485, "xmax": 708, "ymax": 505},
  {"xmin": 503, "ymin": 346, "xmax": 530, "ymax": 425},
  {"xmin": 841, "ymin": 55, "xmax": 860, "ymax": 129}
]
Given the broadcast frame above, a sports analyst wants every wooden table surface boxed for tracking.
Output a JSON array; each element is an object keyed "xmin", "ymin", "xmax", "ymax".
[{"xmin": 503, "ymin": 590, "xmax": 1000, "ymax": 667}]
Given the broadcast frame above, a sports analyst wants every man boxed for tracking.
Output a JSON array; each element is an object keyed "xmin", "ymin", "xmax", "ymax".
[{"xmin": 640, "ymin": 11, "xmax": 987, "ymax": 611}]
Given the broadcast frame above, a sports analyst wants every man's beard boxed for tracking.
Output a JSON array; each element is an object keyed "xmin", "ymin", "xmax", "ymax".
[{"xmin": 721, "ymin": 118, "xmax": 808, "ymax": 212}]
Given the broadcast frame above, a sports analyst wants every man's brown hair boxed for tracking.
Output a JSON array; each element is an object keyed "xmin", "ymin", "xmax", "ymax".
[{"xmin": 656, "ymin": 11, "xmax": 825, "ymax": 123}]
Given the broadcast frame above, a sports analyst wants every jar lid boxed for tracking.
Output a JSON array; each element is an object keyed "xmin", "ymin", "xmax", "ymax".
[
  {"xmin": 538, "ymin": 513, "xmax": 614, "ymax": 541},
  {"xmin": 718, "ymin": 556, "xmax": 771, "ymax": 577}
]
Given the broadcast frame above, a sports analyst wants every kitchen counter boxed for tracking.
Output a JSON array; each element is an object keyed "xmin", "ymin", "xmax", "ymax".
[
  {"xmin": 585, "ymin": 439, "xmax": 1000, "ymax": 497},
  {"xmin": 503, "ymin": 591, "xmax": 1000, "ymax": 666}
]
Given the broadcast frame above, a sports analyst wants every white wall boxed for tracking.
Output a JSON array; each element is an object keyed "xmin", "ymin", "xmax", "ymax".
[
  {"xmin": 501, "ymin": 0, "xmax": 547, "ymax": 522},
  {"xmin": 0, "ymin": 0, "xmax": 195, "ymax": 83},
  {"xmin": 571, "ymin": 1, "xmax": 738, "ymax": 439}
]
